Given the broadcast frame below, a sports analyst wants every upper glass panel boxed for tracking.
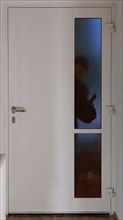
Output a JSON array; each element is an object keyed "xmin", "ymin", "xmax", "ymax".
[{"xmin": 74, "ymin": 18, "xmax": 102, "ymax": 129}]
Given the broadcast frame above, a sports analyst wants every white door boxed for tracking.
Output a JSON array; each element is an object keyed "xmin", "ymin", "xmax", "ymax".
[{"xmin": 8, "ymin": 7, "xmax": 112, "ymax": 213}]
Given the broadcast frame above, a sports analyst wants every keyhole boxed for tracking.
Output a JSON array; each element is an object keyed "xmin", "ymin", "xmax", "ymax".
[{"xmin": 12, "ymin": 116, "xmax": 16, "ymax": 124}]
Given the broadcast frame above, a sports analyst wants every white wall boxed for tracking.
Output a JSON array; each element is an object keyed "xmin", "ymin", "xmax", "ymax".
[
  {"xmin": 0, "ymin": 155, "xmax": 6, "ymax": 220},
  {"xmin": 0, "ymin": 159, "xmax": 1, "ymax": 219},
  {"xmin": 115, "ymin": 1, "xmax": 123, "ymax": 219}
]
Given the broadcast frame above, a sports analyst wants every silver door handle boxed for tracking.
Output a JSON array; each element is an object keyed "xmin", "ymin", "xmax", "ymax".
[{"xmin": 11, "ymin": 106, "xmax": 26, "ymax": 114}]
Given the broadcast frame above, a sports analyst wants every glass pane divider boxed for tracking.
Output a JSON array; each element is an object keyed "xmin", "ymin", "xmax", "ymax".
[{"xmin": 73, "ymin": 129, "xmax": 102, "ymax": 133}]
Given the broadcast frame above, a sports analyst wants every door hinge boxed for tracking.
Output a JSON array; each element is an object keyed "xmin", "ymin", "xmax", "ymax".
[
  {"xmin": 106, "ymin": 105, "xmax": 116, "ymax": 115},
  {"xmin": 106, "ymin": 187, "xmax": 116, "ymax": 198},
  {"xmin": 106, "ymin": 22, "xmax": 116, "ymax": 32}
]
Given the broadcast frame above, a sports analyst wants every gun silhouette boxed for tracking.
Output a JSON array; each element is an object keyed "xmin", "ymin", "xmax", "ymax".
[{"xmin": 88, "ymin": 93, "xmax": 97, "ymax": 105}]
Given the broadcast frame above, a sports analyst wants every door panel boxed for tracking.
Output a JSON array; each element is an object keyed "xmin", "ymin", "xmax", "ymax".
[{"xmin": 8, "ymin": 8, "xmax": 111, "ymax": 213}]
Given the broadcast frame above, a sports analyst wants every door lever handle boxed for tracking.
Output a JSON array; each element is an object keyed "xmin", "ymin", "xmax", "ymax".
[{"xmin": 11, "ymin": 106, "xmax": 26, "ymax": 114}]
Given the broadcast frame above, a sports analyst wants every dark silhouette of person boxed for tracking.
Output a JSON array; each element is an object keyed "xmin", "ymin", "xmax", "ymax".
[{"xmin": 75, "ymin": 56, "xmax": 96, "ymax": 126}]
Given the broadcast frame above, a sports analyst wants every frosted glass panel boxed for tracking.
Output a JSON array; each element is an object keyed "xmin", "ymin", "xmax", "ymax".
[
  {"xmin": 74, "ymin": 133, "xmax": 101, "ymax": 198},
  {"xmin": 74, "ymin": 18, "xmax": 102, "ymax": 129}
]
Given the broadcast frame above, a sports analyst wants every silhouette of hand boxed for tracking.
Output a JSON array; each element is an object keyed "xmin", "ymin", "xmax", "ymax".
[
  {"xmin": 82, "ymin": 104, "xmax": 96, "ymax": 123},
  {"xmin": 88, "ymin": 104, "xmax": 96, "ymax": 120}
]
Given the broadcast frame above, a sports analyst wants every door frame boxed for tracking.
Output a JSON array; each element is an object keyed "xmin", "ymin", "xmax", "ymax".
[{"xmin": 0, "ymin": 0, "xmax": 122, "ymax": 217}]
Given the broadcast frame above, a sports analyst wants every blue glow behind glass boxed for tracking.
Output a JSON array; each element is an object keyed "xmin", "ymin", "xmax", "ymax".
[{"xmin": 75, "ymin": 18, "xmax": 102, "ymax": 129}]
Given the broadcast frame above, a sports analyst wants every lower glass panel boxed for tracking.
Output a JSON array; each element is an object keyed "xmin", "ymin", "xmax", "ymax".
[{"xmin": 74, "ymin": 133, "xmax": 101, "ymax": 198}]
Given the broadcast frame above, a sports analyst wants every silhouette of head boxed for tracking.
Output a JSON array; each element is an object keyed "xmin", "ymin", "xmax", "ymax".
[{"xmin": 75, "ymin": 56, "xmax": 88, "ymax": 80}]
